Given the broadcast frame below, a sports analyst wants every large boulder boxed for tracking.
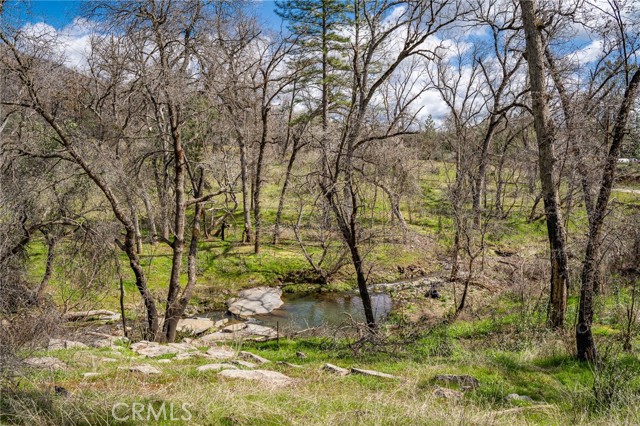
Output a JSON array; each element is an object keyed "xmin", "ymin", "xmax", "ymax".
[{"xmin": 228, "ymin": 287, "xmax": 284, "ymax": 317}]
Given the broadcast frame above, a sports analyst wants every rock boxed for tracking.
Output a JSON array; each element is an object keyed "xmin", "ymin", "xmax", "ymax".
[
  {"xmin": 323, "ymin": 363, "xmax": 350, "ymax": 376},
  {"xmin": 243, "ymin": 324, "xmax": 278, "ymax": 339},
  {"xmin": 222, "ymin": 323, "xmax": 247, "ymax": 333},
  {"xmin": 205, "ymin": 346, "xmax": 236, "ymax": 359},
  {"xmin": 239, "ymin": 351, "xmax": 270, "ymax": 364},
  {"xmin": 350, "ymin": 368, "xmax": 397, "ymax": 379},
  {"xmin": 48, "ymin": 339, "xmax": 88, "ymax": 350},
  {"xmin": 217, "ymin": 369, "xmax": 293, "ymax": 386},
  {"xmin": 228, "ymin": 287, "xmax": 284, "ymax": 317},
  {"xmin": 174, "ymin": 353, "xmax": 195, "ymax": 361},
  {"xmin": 232, "ymin": 360, "xmax": 257, "ymax": 368},
  {"xmin": 199, "ymin": 324, "xmax": 278, "ymax": 343},
  {"xmin": 214, "ymin": 318, "xmax": 229, "ymax": 328},
  {"xmin": 63, "ymin": 310, "xmax": 120, "ymax": 322},
  {"xmin": 506, "ymin": 393, "xmax": 533, "ymax": 402},
  {"xmin": 296, "ymin": 351, "xmax": 307, "ymax": 359},
  {"xmin": 157, "ymin": 359, "xmax": 172, "ymax": 364},
  {"xmin": 176, "ymin": 318, "xmax": 215, "ymax": 335},
  {"xmin": 127, "ymin": 364, "xmax": 161, "ymax": 375},
  {"xmin": 196, "ymin": 363, "xmax": 238, "ymax": 372},
  {"xmin": 425, "ymin": 287, "xmax": 440, "ymax": 299},
  {"xmin": 83, "ymin": 372, "xmax": 101, "ymax": 378},
  {"xmin": 25, "ymin": 356, "xmax": 66, "ymax": 370},
  {"xmin": 434, "ymin": 374, "xmax": 479, "ymax": 389},
  {"xmin": 278, "ymin": 362, "xmax": 303, "ymax": 368},
  {"xmin": 99, "ymin": 358, "xmax": 118, "ymax": 363},
  {"xmin": 167, "ymin": 342, "xmax": 197, "ymax": 352},
  {"xmin": 54, "ymin": 386, "xmax": 70, "ymax": 396},
  {"xmin": 433, "ymin": 386, "xmax": 464, "ymax": 400},
  {"xmin": 130, "ymin": 341, "xmax": 183, "ymax": 358},
  {"xmin": 84, "ymin": 332, "xmax": 127, "ymax": 348}
]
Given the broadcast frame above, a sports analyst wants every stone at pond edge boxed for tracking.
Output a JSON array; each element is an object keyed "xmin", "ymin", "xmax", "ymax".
[
  {"xmin": 227, "ymin": 287, "xmax": 284, "ymax": 317},
  {"xmin": 434, "ymin": 374, "xmax": 479, "ymax": 389},
  {"xmin": 433, "ymin": 386, "xmax": 464, "ymax": 400},
  {"xmin": 350, "ymin": 367, "xmax": 397, "ymax": 379},
  {"xmin": 217, "ymin": 369, "xmax": 293, "ymax": 386},
  {"xmin": 323, "ymin": 363, "xmax": 350, "ymax": 376},
  {"xmin": 176, "ymin": 318, "xmax": 215, "ymax": 335}
]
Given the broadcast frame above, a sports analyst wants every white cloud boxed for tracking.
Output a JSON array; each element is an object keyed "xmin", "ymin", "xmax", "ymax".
[{"xmin": 21, "ymin": 18, "xmax": 94, "ymax": 70}]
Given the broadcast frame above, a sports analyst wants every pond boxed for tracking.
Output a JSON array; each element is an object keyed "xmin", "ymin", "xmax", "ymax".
[{"xmin": 207, "ymin": 291, "xmax": 393, "ymax": 332}]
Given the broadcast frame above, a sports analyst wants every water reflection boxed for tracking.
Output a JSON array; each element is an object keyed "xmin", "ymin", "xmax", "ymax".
[{"xmin": 251, "ymin": 292, "xmax": 392, "ymax": 331}]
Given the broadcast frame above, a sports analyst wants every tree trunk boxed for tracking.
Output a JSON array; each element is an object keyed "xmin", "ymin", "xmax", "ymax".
[
  {"xmin": 163, "ymin": 127, "xmax": 186, "ymax": 342},
  {"xmin": 253, "ymin": 107, "xmax": 269, "ymax": 254},
  {"xmin": 239, "ymin": 134, "xmax": 253, "ymax": 243},
  {"xmin": 163, "ymin": 172, "xmax": 205, "ymax": 343},
  {"xmin": 577, "ymin": 68, "xmax": 640, "ymax": 362},
  {"xmin": 35, "ymin": 234, "xmax": 56, "ymax": 300},
  {"xmin": 273, "ymin": 139, "xmax": 300, "ymax": 245},
  {"xmin": 520, "ymin": 0, "xmax": 570, "ymax": 329}
]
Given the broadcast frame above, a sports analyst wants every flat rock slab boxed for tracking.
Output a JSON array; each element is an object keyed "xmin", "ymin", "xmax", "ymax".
[
  {"xmin": 132, "ymin": 344, "xmax": 180, "ymax": 358},
  {"xmin": 434, "ymin": 374, "xmax": 479, "ymax": 390},
  {"xmin": 196, "ymin": 363, "xmax": 238, "ymax": 372},
  {"xmin": 222, "ymin": 323, "xmax": 247, "ymax": 333},
  {"xmin": 48, "ymin": 339, "xmax": 88, "ymax": 350},
  {"xmin": 217, "ymin": 369, "xmax": 293, "ymax": 386},
  {"xmin": 323, "ymin": 363, "xmax": 350, "ymax": 376},
  {"xmin": 233, "ymin": 360, "xmax": 257, "ymax": 368},
  {"xmin": 205, "ymin": 346, "xmax": 236, "ymax": 359},
  {"xmin": 239, "ymin": 351, "xmax": 270, "ymax": 364},
  {"xmin": 176, "ymin": 318, "xmax": 215, "ymax": 335},
  {"xmin": 200, "ymin": 324, "xmax": 278, "ymax": 343},
  {"xmin": 25, "ymin": 356, "xmax": 66, "ymax": 370},
  {"xmin": 351, "ymin": 368, "xmax": 397, "ymax": 379},
  {"xmin": 63, "ymin": 310, "xmax": 120, "ymax": 322},
  {"xmin": 228, "ymin": 287, "xmax": 284, "ymax": 317},
  {"xmin": 127, "ymin": 364, "xmax": 161, "ymax": 374}
]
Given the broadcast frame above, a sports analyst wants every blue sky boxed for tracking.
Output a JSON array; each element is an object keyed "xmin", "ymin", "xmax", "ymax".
[{"xmin": 8, "ymin": 0, "xmax": 282, "ymax": 29}]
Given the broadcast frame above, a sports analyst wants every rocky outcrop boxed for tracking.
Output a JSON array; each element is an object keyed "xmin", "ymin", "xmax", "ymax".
[
  {"xmin": 228, "ymin": 287, "xmax": 284, "ymax": 317},
  {"xmin": 48, "ymin": 339, "xmax": 88, "ymax": 350}
]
